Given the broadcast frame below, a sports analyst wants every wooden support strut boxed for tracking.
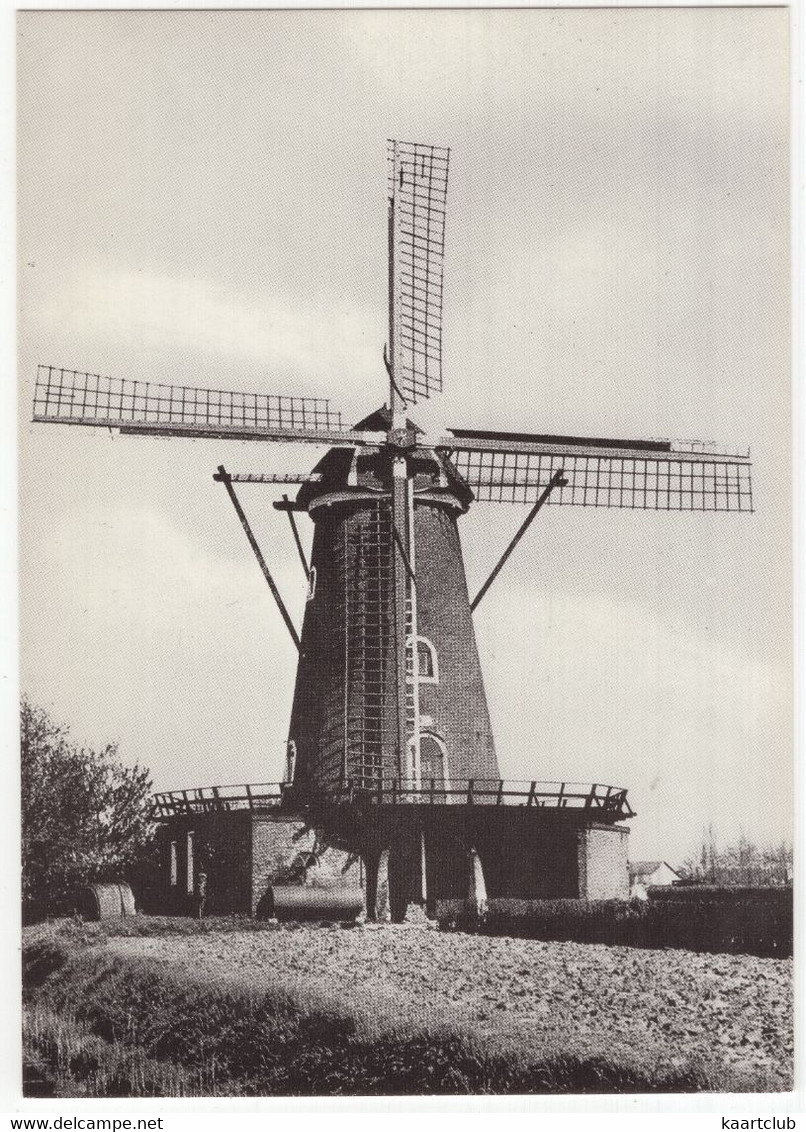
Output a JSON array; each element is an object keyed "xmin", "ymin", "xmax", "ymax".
[
  {"xmin": 470, "ymin": 468, "xmax": 568, "ymax": 612},
  {"xmin": 214, "ymin": 465, "xmax": 301, "ymax": 651}
]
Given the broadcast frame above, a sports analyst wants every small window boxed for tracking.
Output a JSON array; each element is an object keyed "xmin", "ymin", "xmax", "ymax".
[
  {"xmin": 186, "ymin": 831, "xmax": 195, "ymax": 895},
  {"xmin": 169, "ymin": 841, "xmax": 178, "ymax": 887},
  {"xmin": 406, "ymin": 636, "xmax": 439, "ymax": 684},
  {"xmin": 306, "ymin": 567, "xmax": 317, "ymax": 602}
]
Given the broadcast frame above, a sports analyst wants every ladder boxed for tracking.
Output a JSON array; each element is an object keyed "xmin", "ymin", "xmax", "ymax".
[{"xmin": 345, "ymin": 503, "xmax": 392, "ymax": 789}]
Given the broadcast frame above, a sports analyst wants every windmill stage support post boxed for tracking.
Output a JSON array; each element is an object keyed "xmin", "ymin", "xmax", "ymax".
[
  {"xmin": 471, "ymin": 468, "xmax": 568, "ymax": 612},
  {"xmin": 214, "ymin": 465, "xmax": 301, "ymax": 651},
  {"xmin": 365, "ymin": 847, "xmax": 392, "ymax": 923},
  {"xmin": 420, "ymin": 829, "xmax": 428, "ymax": 903},
  {"xmin": 466, "ymin": 848, "xmax": 488, "ymax": 919}
]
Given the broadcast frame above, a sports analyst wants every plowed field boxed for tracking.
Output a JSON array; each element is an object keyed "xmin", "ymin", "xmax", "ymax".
[{"xmin": 108, "ymin": 923, "xmax": 792, "ymax": 1091}]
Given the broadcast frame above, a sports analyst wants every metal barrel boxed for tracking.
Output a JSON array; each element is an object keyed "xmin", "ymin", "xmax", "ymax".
[{"xmin": 78, "ymin": 882, "xmax": 136, "ymax": 921}]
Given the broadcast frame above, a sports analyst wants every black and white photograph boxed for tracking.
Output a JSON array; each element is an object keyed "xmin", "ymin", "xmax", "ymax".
[{"xmin": 15, "ymin": 7, "xmax": 793, "ymax": 1102}]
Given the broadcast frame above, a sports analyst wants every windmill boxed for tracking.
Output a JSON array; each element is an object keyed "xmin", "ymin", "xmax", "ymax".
[{"xmin": 32, "ymin": 140, "xmax": 753, "ymax": 920}]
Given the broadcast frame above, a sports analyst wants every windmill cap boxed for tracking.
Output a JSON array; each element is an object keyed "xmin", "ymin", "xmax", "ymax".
[
  {"xmin": 294, "ymin": 429, "xmax": 474, "ymax": 515},
  {"xmin": 351, "ymin": 405, "xmax": 424, "ymax": 436}
]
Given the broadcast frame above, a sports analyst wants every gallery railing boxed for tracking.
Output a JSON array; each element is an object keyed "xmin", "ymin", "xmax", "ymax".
[{"xmin": 153, "ymin": 779, "xmax": 633, "ymax": 819}]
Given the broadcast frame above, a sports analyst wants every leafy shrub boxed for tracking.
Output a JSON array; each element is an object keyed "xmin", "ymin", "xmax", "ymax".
[
  {"xmin": 21, "ymin": 700, "xmax": 155, "ymax": 921},
  {"xmin": 648, "ymin": 885, "xmax": 791, "ymax": 901}
]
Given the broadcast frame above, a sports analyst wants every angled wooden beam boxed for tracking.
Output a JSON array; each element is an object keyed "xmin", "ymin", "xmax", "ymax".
[
  {"xmin": 470, "ymin": 468, "xmax": 567, "ymax": 612},
  {"xmin": 215, "ymin": 465, "xmax": 300, "ymax": 651}
]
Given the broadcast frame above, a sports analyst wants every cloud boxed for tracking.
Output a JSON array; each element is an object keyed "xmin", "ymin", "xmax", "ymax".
[
  {"xmin": 344, "ymin": 9, "xmax": 786, "ymax": 135},
  {"xmin": 33, "ymin": 265, "xmax": 379, "ymax": 393},
  {"xmin": 483, "ymin": 587, "xmax": 787, "ymax": 750},
  {"xmin": 23, "ymin": 501, "xmax": 308, "ymax": 787},
  {"xmin": 478, "ymin": 588, "xmax": 790, "ymax": 858},
  {"xmin": 38, "ymin": 500, "xmax": 305, "ymax": 624}
]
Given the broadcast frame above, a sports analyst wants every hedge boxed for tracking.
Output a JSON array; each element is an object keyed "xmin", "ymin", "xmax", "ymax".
[{"xmin": 440, "ymin": 889, "xmax": 792, "ymax": 957}]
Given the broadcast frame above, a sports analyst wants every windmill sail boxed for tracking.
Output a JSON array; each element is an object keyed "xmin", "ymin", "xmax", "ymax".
[
  {"xmin": 444, "ymin": 428, "xmax": 753, "ymax": 512},
  {"xmin": 32, "ymin": 365, "xmax": 356, "ymax": 445},
  {"xmin": 388, "ymin": 140, "xmax": 450, "ymax": 405}
]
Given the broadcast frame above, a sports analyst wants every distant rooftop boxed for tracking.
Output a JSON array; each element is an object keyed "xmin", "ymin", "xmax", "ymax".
[{"xmin": 629, "ymin": 861, "xmax": 681, "ymax": 879}]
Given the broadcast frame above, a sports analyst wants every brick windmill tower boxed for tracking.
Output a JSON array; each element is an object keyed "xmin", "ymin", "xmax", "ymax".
[{"xmin": 33, "ymin": 141, "xmax": 753, "ymax": 921}]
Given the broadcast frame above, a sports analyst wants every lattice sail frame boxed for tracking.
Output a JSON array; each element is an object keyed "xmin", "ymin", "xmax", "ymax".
[
  {"xmin": 33, "ymin": 365, "xmax": 344, "ymax": 437},
  {"xmin": 388, "ymin": 140, "xmax": 450, "ymax": 405},
  {"xmin": 447, "ymin": 434, "xmax": 753, "ymax": 512}
]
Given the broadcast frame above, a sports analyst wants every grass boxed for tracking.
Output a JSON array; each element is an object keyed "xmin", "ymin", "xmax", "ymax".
[
  {"xmin": 22, "ymin": 918, "xmax": 720, "ymax": 1097},
  {"xmin": 23, "ymin": 1003, "xmax": 239, "ymax": 1098},
  {"xmin": 26, "ymin": 913, "xmax": 285, "ymax": 941}
]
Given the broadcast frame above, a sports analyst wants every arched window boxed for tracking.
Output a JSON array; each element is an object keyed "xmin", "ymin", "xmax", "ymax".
[
  {"xmin": 406, "ymin": 636, "xmax": 439, "ymax": 684},
  {"xmin": 306, "ymin": 567, "xmax": 317, "ymax": 602},
  {"xmin": 408, "ymin": 732, "xmax": 450, "ymax": 799}
]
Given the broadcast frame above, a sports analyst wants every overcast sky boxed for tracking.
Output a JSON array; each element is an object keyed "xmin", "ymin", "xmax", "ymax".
[{"xmin": 17, "ymin": 8, "xmax": 790, "ymax": 865}]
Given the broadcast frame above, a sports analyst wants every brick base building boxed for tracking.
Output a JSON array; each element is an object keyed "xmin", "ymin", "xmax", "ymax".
[{"xmin": 152, "ymin": 786, "xmax": 630, "ymax": 919}]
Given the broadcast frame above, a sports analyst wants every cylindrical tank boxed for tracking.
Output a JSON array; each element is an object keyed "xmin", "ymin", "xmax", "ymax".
[{"xmin": 268, "ymin": 885, "xmax": 364, "ymax": 922}]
